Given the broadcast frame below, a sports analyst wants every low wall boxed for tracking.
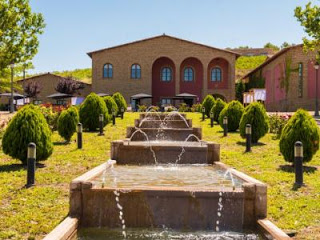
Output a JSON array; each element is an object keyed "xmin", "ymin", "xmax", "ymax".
[{"xmin": 134, "ymin": 119, "xmax": 192, "ymax": 128}]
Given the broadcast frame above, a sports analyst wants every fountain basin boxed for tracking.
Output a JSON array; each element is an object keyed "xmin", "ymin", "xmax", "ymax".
[
  {"xmin": 111, "ymin": 140, "xmax": 219, "ymax": 164},
  {"xmin": 126, "ymin": 127, "xmax": 202, "ymax": 141},
  {"xmin": 134, "ymin": 119, "xmax": 192, "ymax": 128},
  {"xmin": 139, "ymin": 113, "xmax": 186, "ymax": 120}
]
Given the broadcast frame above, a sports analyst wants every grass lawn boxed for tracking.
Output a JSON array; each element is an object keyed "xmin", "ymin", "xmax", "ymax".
[{"xmin": 0, "ymin": 112, "xmax": 319, "ymax": 239}]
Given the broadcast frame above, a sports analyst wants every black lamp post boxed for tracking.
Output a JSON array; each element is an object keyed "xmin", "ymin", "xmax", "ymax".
[
  {"xmin": 23, "ymin": 63, "xmax": 27, "ymax": 105},
  {"xmin": 10, "ymin": 62, "xmax": 14, "ymax": 113},
  {"xmin": 202, "ymin": 107, "xmax": 205, "ymax": 121},
  {"xmin": 314, "ymin": 62, "xmax": 319, "ymax": 117}
]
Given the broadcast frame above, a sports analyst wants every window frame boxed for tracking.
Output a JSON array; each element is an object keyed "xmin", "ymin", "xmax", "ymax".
[
  {"xmin": 131, "ymin": 64, "xmax": 141, "ymax": 79},
  {"xmin": 183, "ymin": 67, "xmax": 194, "ymax": 82},
  {"xmin": 103, "ymin": 63, "xmax": 113, "ymax": 79},
  {"xmin": 211, "ymin": 67, "xmax": 222, "ymax": 82},
  {"xmin": 161, "ymin": 66, "xmax": 172, "ymax": 82}
]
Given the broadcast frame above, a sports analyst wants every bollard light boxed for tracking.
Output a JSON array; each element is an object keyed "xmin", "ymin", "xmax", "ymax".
[
  {"xmin": 98, "ymin": 114, "xmax": 104, "ymax": 136},
  {"xmin": 112, "ymin": 110, "xmax": 116, "ymax": 125},
  {"xmin": 245, "ymin": 124, "xmax": 252, "ymax": 152},
  {"xmin": 77, "ymin": 123, "xmax": 83, "ymax": 149},
  {"xmin": 120, "ymin": 107, "xmax": 124, "ymax": 119},
  {"xmin": 223, "ymin": 116, "xmax": 228, "ymax": 137},
  {"xmin": 210, "ymin": 111, "xmax": 214, "ymax": 128},
  {"xmin": 294, "ymin": 141, "xmax": 304, "ymax": 187},
  {"xmin": 202, "ymin": 107, "xmax": 205, "ymax": 121},
  {"xmin": 26, "ymin": 142, "xmax": 36, "ymax": 187}
]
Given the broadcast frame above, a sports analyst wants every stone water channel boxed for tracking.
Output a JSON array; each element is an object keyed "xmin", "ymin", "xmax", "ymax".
[{"xmin": 44, "ymin": 112, "xmax": 291, "ymax": 240}]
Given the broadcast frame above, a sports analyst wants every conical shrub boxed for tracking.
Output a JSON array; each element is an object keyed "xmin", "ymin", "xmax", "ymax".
[
  {"xmin": 112, "ymin": 92, "xmax": 127, "ymax": 114},
  {"xmin": 103, "ymin": 96, "xmax": 118, "ymax": 115},
  {"xmin": 210, "ymin": 98, "xmax": 226, "ymax": 122},
  {"xmin": 218, "ymin": 100, "xmax": 244, "ymax": 132},
  {"xmin": 239, "ymin": 102, "xmax": 269, "ymax": 143},
  {"xmin": 2, "ymin": 105, "xmax": 53, "ymax": 164},
  {"xmin": 57, "ymin": 106, "xmax": 79, "ymax": 142},
  {"xmin": 280, "ymin": 109, "xmax": 319, "ymax": 163},
  {"xmin": 79, "ymin": 93, "xmax": 109, "ymax": 131},
  {"xmin": 202, "ymin": 95, "xmax": 216, "ymax": 118}
]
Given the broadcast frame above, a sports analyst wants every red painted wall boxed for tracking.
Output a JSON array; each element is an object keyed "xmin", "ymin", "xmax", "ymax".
[
  {"xmin": 152, "ymin": 57, "xmax": 176, "ymax": 105},
  {"xmin": 274, "ymin": 63, "xmax": 286, "ymax": 101},
  {"xmin": 263, "ymin": 70, "xmax": 272, "ymax": 103},
  {"xmin": 207, "ymin": 58, "xmax": 229, "ymax": 90},
  {"xmin": 180, "ymin": 57, "xmax": 203, "ymax": 101},
  {"xmin": 308, "ymin": 61, "xmax": 320, "ymax": 99}
]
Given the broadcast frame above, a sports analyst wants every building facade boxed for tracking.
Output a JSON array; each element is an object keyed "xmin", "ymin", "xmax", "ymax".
[
  {"xmin": 88, "ymin": 35, "xmax": 239, "ymax": 106},
  {"xmin": 242, "ymin": 45, "xmax": 319, "ymax": 112}
]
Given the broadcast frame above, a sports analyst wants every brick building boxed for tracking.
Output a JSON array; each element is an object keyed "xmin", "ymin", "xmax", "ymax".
[
  {"xmin": 242, "ymin": 44, "xmax": 318, "ymax": 112},
  {"xmin": 88, "ymin": 34, "xmax": 240, "ymax": 106},
  {"xmin": 0, "ymin": 73, "xmax": 91, "ymax": 106}
]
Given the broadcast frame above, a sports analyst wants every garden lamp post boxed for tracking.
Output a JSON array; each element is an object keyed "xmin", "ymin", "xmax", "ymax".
[
  {"xmin": 112, "ymin": 110, "xmax": 116, "ymax": 125},
  {"xmin": 23, "ymin": 63, "xmax": 27, "ymax": 105},
  {"xmin": 245, "ymin": 124, "xmax": 252, "ymax": 152},
  {"xmin": 121, "ymin": 107, "xmax": 124, "ymax": 119},
  {"xmin": 202, "ymin": 107, "xmax": 205, "ymax": 121},
  {"xmin": 98, "ymin": 114, "xmax": 104, "ymax": 136},
  {"xmin": 223, "ymin": 116, "xmax": 228, "ymax": 137},
  {"xmin": 210, "ymin": 111, "xmax": 214, "ymax": 128},
  {"xmin": 10, "ymin": 62, "xmax": 15, "ymax": 113},
  {"xmin": 77, "ymin": 123, "xmax": 83, "ymax": 149},
  {"xmin": 314, "ymin": 62, "xmax": 319, "ymax": 117},
  {"xmin": 26, "ymin": 142, "xmax": 36, "ymax": 187},
  {"xmin": 294, "ymin": 141, "xmax": 304, "ymax": 187}
]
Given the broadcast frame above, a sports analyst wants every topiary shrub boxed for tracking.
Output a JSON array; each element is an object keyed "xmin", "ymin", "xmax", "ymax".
[
  {"xmin": 57, "ymin": 106, "xmax": 79, "ymax": 142},
  {"xmin": 2, "ymin": 105, "xmax": 53, "ymax": 164},
  {"xmin": 279, "ymin": 109, "xmax": 320, "ymax": 163},
  {"xmin": 210, "ymin": 98, "xmax": 226, "ymax": 122},
  {"xmin": 239, "ymin": 102, "xmax": 269, "ymax": 143},
  {"xmin": 178, "ymin": 103, "xmax": 190, "ymax": 112},
  {"xmin": 79, "ymin": 93, "xmax": 109, "ymax": 131},
  {"xmin": 112, "ymin": 92, "xmax": 127, "ymax": 115},
  {"xmin": 202, "ymin": 95, "xmax": 216, "ymax": 118},
  {"xmin": 103, "ymin": 96, "xmax": 118, "ymax": 115},
  {"xmin": 219, "ymin": 100, "xmax": 244, "ymax": 132}
]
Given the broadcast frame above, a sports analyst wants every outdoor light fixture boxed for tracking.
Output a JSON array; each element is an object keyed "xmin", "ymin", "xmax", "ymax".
[
  {"xmin": 294, "ymin": 141, "xmax": 304, "ymax": 187},
  {"xmin": 98, "ymin": 114, "xmax": 104, "ymax": 136},
  {"xmin": 245, "ymin": 124, "xmax": 252, "ymax": 152},
  {"xmin": 26, "ymin": 142, "xmax": 36, "ymax": 187},
  {"xmin": 112, "ymin": 110, "xmax": 116, "ymax": 125},
  {"xmin": 77, "ymin": 123, "xmax": 83, "ymax": 149},
  {"xmin": 210, "ymin": 111, "xmax": 214, "ymax": 128},
  {"xmin": 10, "ymin": 62, "xmax": 15, "ymax": 113},
  {"xmin": 223, "ymin": 116, "xmax": 228, "ymax": 137}
]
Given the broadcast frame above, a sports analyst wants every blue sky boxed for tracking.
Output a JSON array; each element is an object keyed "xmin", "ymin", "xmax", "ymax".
[{"xmin": 29, "ymin": 0, "xmax": 315, "ymax": 74}]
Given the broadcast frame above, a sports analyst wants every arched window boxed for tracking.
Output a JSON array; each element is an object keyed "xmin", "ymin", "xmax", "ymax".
[
  {"xmin": 211, "ymin": 67, "xmax": 222, "ymax": 82},
  {"xmin": 184, "ymin": 67, "xmax": 194, "ymax": 81},
  {"xmin": 103, "ymin": 64, "xmax": 113, "ymax": 78},
  {"xmin": 131, "ymin": 64, "xmax": 141, "ymax": 79},
  {"xmin": 161, "ymin": 67, "xmax": 172, "ymax": 81}
]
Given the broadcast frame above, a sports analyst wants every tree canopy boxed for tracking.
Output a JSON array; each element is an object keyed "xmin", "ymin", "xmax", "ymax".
[
  {"xmin": 295, "ymin": 2, "xmax": 320, "ymax": 62},
  {"xmin": 55, "ymin": 77, "xmax": 85, "ymax": 95},
  {"xmin": 0, "ymin": 0, "xmax": 45, "ymax": 73}
]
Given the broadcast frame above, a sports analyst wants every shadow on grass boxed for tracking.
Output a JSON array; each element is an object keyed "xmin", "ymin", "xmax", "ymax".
[
  {"xmin": 236, "ymin": 141, "xmax": 267, "ymax": 147},
  {"xmin": 278, "ymin": 164, "xmax": 317, "ymax": 174},
  {"xmin": 0, "ymin": 163, "xmax": 25, "ymax": 172},
  {"xmin": 53, "ymin": 141, "xmax": 69, "ymax": 146}
]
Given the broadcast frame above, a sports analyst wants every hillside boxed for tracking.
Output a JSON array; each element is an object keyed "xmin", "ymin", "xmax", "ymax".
[
  {"xmin": 235, "ymin": 56, "xmax": 267, "ymax": 81},
  {"xmin": 52, "ymin": 68, "xmax": 92, "ymax": 84}
]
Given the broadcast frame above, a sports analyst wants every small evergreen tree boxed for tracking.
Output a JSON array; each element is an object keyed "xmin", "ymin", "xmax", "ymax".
[
  {"xmin": 79, "ymin": 93, "xmax": 109, "ymax": 131},
  {"xmin": 57, "ymin": 106, "xmax": 79, "ymax": 142},
  {"xmin": 235, "ymin": 82, "xmax": 245, "ymax": 103},
  {"xmin": 280, "ymin": 109, "xmax": 319, "ymax": 163},
  {"xmin": 112, "ymin": 92, "xmax": 127, "ymax": 114},
  {"xmin": 218, "ymin": 100, "xmax": 244, "ymax": 132},
  {"xmin": 202, "ymin": 95, "xmax": 216, "ymax": 118},
  {"xmin": 210, "ymin": 98, "xmax": 226, "ymax": 122},
  {"xmin": 103, "ymin": 96, "xmax": 118, "ymax": 115},
  {"xmin": 2, "ymin": 105, "xmax": 53, "ymax": 164},
  {"xmin": 239, "ymin": 102, "xmax": 269, "ymax": 143}
]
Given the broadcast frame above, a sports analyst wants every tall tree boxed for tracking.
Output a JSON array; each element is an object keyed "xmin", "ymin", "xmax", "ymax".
[
  {"xmin": 55, "ymin": 77, "xmax": 85, "ymax": 95},
  {"xmin": 295, "ymin": 2, "xmax": 320, "ymax": 62},
  {"xmin": 0, "ymin": 0, "xmax": 45, "ymax": 73}
]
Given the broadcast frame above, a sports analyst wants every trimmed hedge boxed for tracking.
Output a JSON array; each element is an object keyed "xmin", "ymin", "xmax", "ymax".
[
  {"xmin": 2, "ymin": 105, "xmax": 53, "ymax": 164},
  {"xmin": 79, "ymin": 93, "xmax": 109, "ymax": 131},
  {"xmin": 218, "ymin": 100, "xmax": 244, "ymax": 132},
  {"xmin": 239, "ymin": 102, "xmax": 269, "ymax": 143},
  {"xmin": 279, "ymin": 109, "xmax": 319, "ymax": 163},
  {"xmin": 112, "ymin": 92, "xmax": 127, "ymax": 114},
  {"xmin": 210, "ymin": 98, "xmax": 226, "ymax": 122},
  {"xmin": 57, "ymin": 106, "xmax": 79, "ymax": 142},
  {"xmin": 202, "ymin": 95, "xmax": 216, "ymax": 118},
  {"xmin": 103, "ymin": 96, "xmax": 118, "ymax": 115}
]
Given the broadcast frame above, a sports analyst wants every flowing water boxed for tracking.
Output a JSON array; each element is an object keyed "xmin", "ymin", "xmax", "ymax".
[
  {"xmin": 75, "ymin": 228, "xmax": 262, "ymax": 240},
  {"xmin": 95, "ymin": 164, "xmax": 243, "ymax": 189}
]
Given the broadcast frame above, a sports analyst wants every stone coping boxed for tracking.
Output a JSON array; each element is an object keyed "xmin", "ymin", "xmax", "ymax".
[
  {"xmin": 257, "ymin": 219, "xmax": 291, "ymax": 239},
  {"xmin": 43, "ymin": 217, "xmax": 78, "ymax": 240}
]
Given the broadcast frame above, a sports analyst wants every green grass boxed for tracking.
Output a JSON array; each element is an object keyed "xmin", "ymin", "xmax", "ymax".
[
  {"xmin": 0, "ymin": 112, "xmax": 319, "ymax": 239},
  {"xmin": 235, "ymin": 56, "xmax": 267, "ymax": 80}
]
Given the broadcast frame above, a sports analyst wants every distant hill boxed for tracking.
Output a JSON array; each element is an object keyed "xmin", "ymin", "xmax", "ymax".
[{"xmin": 51, "ymin": 68, "xmax": 92, "ymax": 84}]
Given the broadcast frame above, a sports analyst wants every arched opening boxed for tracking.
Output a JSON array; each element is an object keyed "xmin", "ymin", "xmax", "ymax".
[
  {"xmin": 207, "ymin": 58, "xmax": 229, "ymax": 89},
  {"xmin": 152, "ymin": 57, "xmax": 176, "ymax": 105},
  {"xmin": 180, "ymin": 57, "xmax": 203, "ymax": 101}
]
